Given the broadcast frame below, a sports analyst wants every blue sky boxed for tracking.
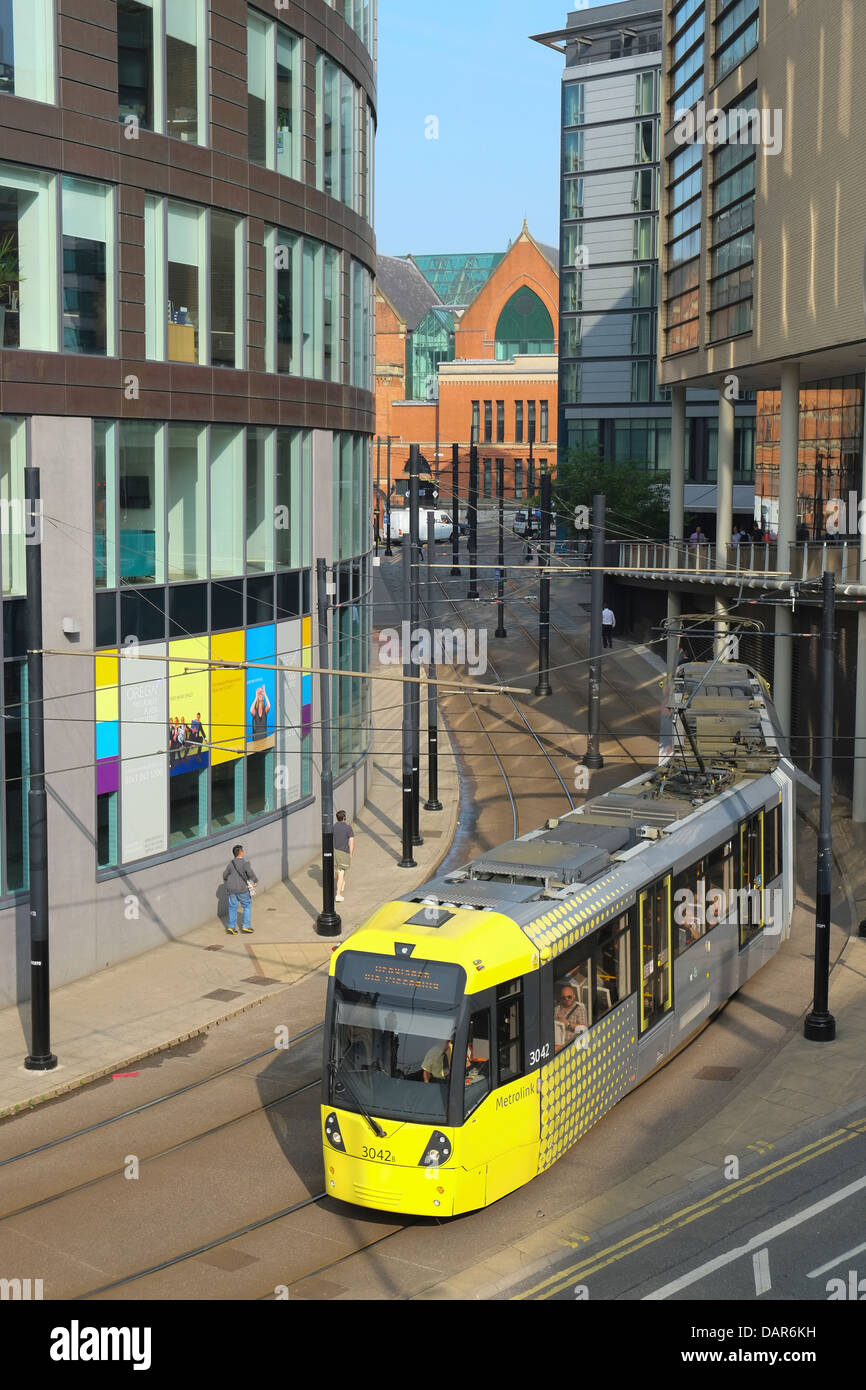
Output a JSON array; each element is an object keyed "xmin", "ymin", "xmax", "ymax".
[{"xmin": 375, "ymin": 0, "xmax": 573, "ymax": 256}]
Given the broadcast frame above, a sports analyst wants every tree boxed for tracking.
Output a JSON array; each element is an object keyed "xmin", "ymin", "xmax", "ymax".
[{"xmin": 554, "ymin": 446, "xmax": 671, "ymax": 540}]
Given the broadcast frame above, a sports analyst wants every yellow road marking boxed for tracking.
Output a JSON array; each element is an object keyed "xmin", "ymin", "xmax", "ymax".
[{"xmin": 514, "ymin": 1116, "xmax": 866, "ymax": 1300}]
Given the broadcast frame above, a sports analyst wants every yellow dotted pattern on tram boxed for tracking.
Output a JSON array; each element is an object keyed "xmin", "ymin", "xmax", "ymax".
[
  {"xmin": 524, "ymin": 878, "xmax": 630, "ymax": 962},
  {"xmin": 537, "ymin": 999, "xmax": 638, "ymax": 1173}
]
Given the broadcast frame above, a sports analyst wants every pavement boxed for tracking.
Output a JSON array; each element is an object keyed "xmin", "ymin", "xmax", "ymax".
[
  {"xmin": 0, "ymin": 667, "xmax": 459, "ymax": 1117},
  {"xmin": 2, "ymin": 570, "xmax": 866, "ymax": 1304}
]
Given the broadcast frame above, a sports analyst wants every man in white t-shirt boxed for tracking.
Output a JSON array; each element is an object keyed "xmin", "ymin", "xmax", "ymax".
[{"xmin": 602, "ymin": 606, "xmax": 615, "ymax": 649}]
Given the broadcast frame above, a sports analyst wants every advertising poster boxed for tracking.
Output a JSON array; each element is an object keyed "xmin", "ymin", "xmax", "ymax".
[
  {"xmin": 168, "ymin": 636, "xmax": 210, "ymax": 778},
  {"xmin": 245, "ymin": 624, "xmax": 276, "ymax": 753},
  {"xmin": 277, "ymin": 619, "xmax": 302, "ymax": 805},
  {"xmin": 120, "ymin": 642, "xmax": 167, "ymax": 861},
  {"xmin": 210, "ymin": 629, "xmax": 245, "ymax": 765},
  {"xmin": 95, "ymin": 652, "xmax": 119, "ymax": 795}
]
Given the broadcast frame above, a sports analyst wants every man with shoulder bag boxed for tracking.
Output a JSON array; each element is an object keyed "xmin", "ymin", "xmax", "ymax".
[{"xmin": 223, "ymin": 844, "xmax": 259, "ymax": 934}]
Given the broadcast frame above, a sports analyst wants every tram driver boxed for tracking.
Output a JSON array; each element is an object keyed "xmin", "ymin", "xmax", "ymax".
[
  {"xmin": 421, "ymin": 1038, "xmax": 453, "ymax": 1083},
  {"xmin": 554, "ymin": 983, "xmax": 588, "ymax": 1051}
]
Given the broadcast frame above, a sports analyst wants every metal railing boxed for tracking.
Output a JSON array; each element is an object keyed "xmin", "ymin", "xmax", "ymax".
[{"xmin": 614, "ymin": 539, "xmax": 865, "ymax": 584}]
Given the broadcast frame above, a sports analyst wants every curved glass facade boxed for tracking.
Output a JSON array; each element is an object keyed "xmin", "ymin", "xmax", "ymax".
[{"xmin": 0, "ymin": 0, "xmax": 376, "ymax": 994}]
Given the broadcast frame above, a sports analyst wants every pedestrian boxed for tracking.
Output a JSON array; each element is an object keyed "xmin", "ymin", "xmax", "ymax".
[
  {"xmin": 730, "ymin": 526, "xmax": 741, "ymax": 547},
  {"xmin": 689, "ymin": 524, "xmax": 705, "ymax": 547},
  {"xmin": 602, "ymin": 604, "xmax": 615, "ymax": 649},
  {"xmin": 223, "ymin": 844, "xmax": 258, "ymax": 934},
  {"xmin": 332, "ymin": 809, "xmax": 354, "ymax": 902}
]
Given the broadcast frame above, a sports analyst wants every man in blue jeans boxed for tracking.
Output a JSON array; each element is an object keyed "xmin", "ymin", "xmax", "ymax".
[{"xmin": 223, "ymin": 844, "xmax": 259, "ymax": 934}]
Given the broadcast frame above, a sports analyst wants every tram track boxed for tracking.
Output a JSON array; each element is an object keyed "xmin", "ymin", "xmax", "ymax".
[
  {"xmin": 0, "ymin": 1024, "xmax": 326, "ymax": 1224},
  {"xmin": 418, "ymin": 556, "xmax": 576, "ymax": 831}
]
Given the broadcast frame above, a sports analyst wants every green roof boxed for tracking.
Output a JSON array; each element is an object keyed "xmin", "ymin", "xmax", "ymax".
[{"xmin": 409, "ymin": 252, "xmax": 504, "ymax": 306}]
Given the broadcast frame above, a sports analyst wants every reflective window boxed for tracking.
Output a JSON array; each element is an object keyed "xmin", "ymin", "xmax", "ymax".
[
  {"xmin": 167, "ymin": 203, "xmax": 203, "ymax": 363},
  {"xmin": 210, "ymin": 211, "xmax": 242, "ymax": 368},
  {"xmin": 62, "ymin": 178, "xmax": 113, "ymax": 356},
  {"xmin": 276, "ymin": 429, "xmax": 307, "ymax": 570},
  {"xmin": 119, "ymin": 0, "xmax": 206, "ymax": 144},
  {"xmin": 119, "ymin": 421, "xmax": 164, "ymax": 586},
  {"xmin": 247, "ymin": 9, "xmax": 273, "ymax": 167},
  {"xmin": 331, "ymin": 954, "xmax": 464, "ymax": 1125},
  {"xmin": 316, "ymin": 54, "xmax": 362, "ymax": 209},
  {"xmin": 94, "ymin": 420, "xmax": 116, "ymax": 591},
  {"xmin": 167, "ymin": 424, "xmax": 207, "ymax": 580},
  {"xmin": 170, "ymin": 766, "xmax": 207, "ymax": 845},
  {"xmin": 564, "ymin": 82, "xmax": 584, "ymax": 126},
  {"xmin": 464, "ymin": 1008, "xmax": 491, "ymax": 1117},
  {"xmin": 0, "ymin": 162, "xmax": 56, "ymax": 352},
  {"xmin": 210, "ymin": 426, "xmax": 244, "ymax": 578},
  {"xmin": 497, "ymin": 979, "xmax": 524, "ymax": 1083},
  {"xmin": 166, "ymin": 0, "xmax": 203, "ymax": 144},
  {"xmin": 0, "ymin": 417, "xmax": 26, "ymax": 599},
  {"xmin": 246, "ymin": 427, "xmax": 275, "ymax": 573},
  {"xmin": 350, "ymin": 258, "xmax": 373, "ymax": 390},
  {"xmin": 0, "ymin": 0, "xmax": 54, "ymax": 103},
  {"xmin": 276, "ymin": 28, "xmax": 301, "ymax": 180},
  {"xmin": 118, "ymin": 0, "xmax": 154, "ymax": 127}
]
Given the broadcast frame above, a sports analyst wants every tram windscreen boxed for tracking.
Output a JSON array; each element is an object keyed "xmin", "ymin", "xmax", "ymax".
[{"xmin": 330, "ymin": 953, "xmax": 466, "ymax": 1123}]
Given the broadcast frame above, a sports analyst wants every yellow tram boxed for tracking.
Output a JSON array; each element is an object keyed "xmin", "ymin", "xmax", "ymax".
[{"xmin": 322, "ymin": 663, "xmax": 795, "ymax": 1215}]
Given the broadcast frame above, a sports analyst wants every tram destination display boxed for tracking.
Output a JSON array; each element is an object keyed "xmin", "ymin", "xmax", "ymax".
[{"xmin": 336, "ymin": 951, "xmax": 464, "ymax": 1007}]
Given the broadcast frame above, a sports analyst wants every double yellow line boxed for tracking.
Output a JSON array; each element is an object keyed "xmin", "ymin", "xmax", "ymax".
[{"xmin": 514, "ymin": 1114, "xmax": 866, "ymax": 1300}]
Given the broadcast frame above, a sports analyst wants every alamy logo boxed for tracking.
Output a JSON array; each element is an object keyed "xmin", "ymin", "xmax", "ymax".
[
  {"xmin": 0, "ymin": 1277, "xmax": 43, "ymax": 1299},
  {"xmin": 377, "ymin": 622, "xmax": 488, "ymax": 676},
  {"xmin": 674, "ymin": 880, "xmax": 784, "ymax": 935},
  {"xmin": 50, "ymin": 1321, "xmax": 152, "ymax": 1372},
  {"xmin": 674, "ymin": 100, "xmax": 782, "ymax": 156}
]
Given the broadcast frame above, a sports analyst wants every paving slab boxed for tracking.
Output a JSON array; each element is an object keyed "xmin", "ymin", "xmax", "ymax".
[{"xmin": 0, "ymin": 669, "xmax": 459, "ymax": 1116}]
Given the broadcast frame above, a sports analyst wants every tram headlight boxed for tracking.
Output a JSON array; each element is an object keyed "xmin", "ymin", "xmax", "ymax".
[
  {"xmin": 324, "ymin": 1112, "xmax": 346, "ymax": 1152},
  {"xmin": 418, "ymin": 1132, "xmax": 452, "ymax": 1167}
]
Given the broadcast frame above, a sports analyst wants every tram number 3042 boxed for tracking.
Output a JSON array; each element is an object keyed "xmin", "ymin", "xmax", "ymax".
[
  {"xmin": 362, "ymin": 1146, "xmax": 394, "ymax": 1162},
  {"xmin": 530, "ymin": 1045, "xmax": 551, "ymax": 1065}
]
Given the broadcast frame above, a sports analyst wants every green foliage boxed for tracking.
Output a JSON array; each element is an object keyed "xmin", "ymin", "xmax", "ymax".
[
  {"xmin": 0, "ymin": 234, "xmax": 23, "ymax": 294},
  {"xmin": 554, "ymin": 446, "xmax": 671, "ymax": 540}
]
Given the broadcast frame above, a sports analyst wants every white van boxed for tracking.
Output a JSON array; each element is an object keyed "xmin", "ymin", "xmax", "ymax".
[{"xmin": 386, "ymin": 510, "xmax": 453, "ymax": 542}]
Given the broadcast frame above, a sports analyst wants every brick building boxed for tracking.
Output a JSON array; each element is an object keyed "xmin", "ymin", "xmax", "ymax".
[{"xmin": 374, "ymin": 225, "xmax": 559, "ymax": 508}]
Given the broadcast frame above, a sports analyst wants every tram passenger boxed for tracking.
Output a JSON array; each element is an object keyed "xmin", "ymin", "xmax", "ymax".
[
  {"xmin": 554, "ymin": 984, "xmax": 588, "ymax": 1051},
  {"xmin": 422, "ymin": 1039, "xmax": 453, "ymax": 1083}
]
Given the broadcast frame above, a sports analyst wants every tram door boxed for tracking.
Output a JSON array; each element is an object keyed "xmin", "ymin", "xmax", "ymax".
[
  {"xmin": 738, "ymin": 811, "xmax": 764, "ymax": 947},
  {"xmin": 639, "ymin": 875, "xmax": 672, "ymax": 1033}
]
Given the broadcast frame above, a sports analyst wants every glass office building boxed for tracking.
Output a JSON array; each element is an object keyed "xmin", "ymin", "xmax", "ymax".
[
  {"xmin": 0, "ymin": 1, "xmax": 377, "ymax": 1004},
  {"xmin": 533, "ymin": 0, "xmax": 755, "ymax": 517}
]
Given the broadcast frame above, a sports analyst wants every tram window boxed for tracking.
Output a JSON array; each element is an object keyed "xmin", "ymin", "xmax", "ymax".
[
  {"xmin": 706, "ymin": 840, "xmax": 733, "ymax": 927},
  {"xmin": 594, "ymin": 916, "xmax": 631, "ymax": 1018},
  {"xmin": 497, "ymin": 980, "xmax": 523, "ymax": 1082},
  {"xmin": 674, "ymin": 858, "xmax": 706, "ymax": 955},
  {"xmin": 553, "ymin": 941, "xmax": 592, "ymax": 1052},
  {"xmin": 764, "ymin": 803, "xmax": 781, "ymax": 882},
  {"xmin": 465, "ymin": 1009, "xmax": 491, "ymax": 1118}
]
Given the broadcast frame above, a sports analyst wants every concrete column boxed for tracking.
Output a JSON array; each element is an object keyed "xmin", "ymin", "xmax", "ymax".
[
  {"xmin": 715, "ymin": 391, "xmax": 735, "ymax": 657},
  {"xmin": 774, "ymin": 362, "xmax": 800, "ymax": 742},
  {"xmin": 666, "ymin": 591, "xmax": 681, "ymax": 675},
  {"xmin": 716, "ymin": 390, "xmax": 734, "ymax": 550},
  {"xmin": 853, "ymin": 367, "xmax": 866, "ymax": 820},
  {"xmin": 669, "ymin": 384, "xmax": 686, "ymax": 545},
  {"xmin": 668, "ymin": 386, "xmax": 686, "ymax": 670}
]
